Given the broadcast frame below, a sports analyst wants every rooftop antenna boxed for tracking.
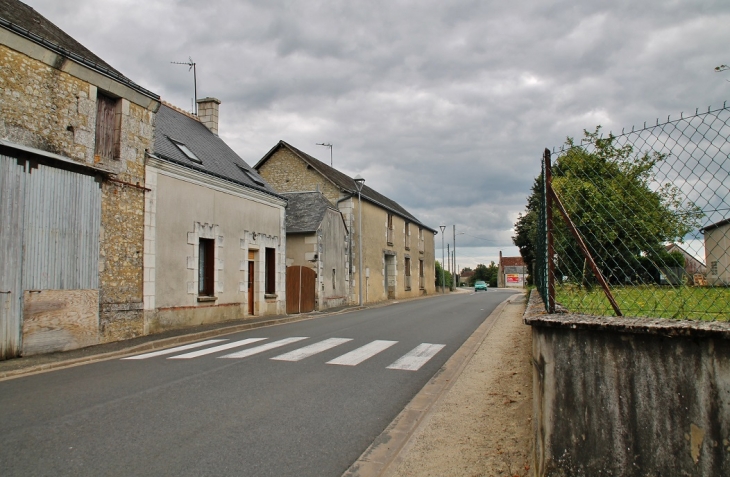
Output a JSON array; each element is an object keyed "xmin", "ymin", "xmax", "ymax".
[
  {"xmin": 316, "ymin": 142, "xmax": 333, "ymax": 166},
  {"xmin": 171, "ymin": 57, "xmax": 197, "ymax": 115}
]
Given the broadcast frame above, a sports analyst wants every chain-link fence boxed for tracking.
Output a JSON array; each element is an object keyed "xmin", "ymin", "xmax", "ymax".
[{"xmin": 536, "ymin": 103, "xmax": 730, "ymax": 320}]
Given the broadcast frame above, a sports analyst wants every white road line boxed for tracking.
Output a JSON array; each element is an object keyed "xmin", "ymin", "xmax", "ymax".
[
  {"xmin": 327, "ymin": 340, "xmax": 398, "ymax": 366},
  {"xmin": 168, "ymin": 338, "xmax": 268, "ymax": 359},
  {"xmin": 121, "ymin": 339, "xmax": 228, "ymax": 360},
  {"xmin": 219, "ymin": 337, "xmax": 309, "ymax": 359},
  {"xmin": 271, "ymin": 338, "xmax": 353, "ymax": 362},
  {"xmin": 386, "ymin": 343, "xmax": 446, "ymax": 371}
]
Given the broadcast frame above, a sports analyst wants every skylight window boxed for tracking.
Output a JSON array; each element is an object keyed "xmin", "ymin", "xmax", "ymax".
[
  {"xmin": 169, "ymin": 138, "xmax": 201, "ymax": 163},
  {"xmin": 238, "ymin": 164, "xmax": 265, "ymax": 186}
]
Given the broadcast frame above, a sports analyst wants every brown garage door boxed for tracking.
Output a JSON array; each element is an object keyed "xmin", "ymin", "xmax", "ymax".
[{"xmin": 286, "ymin": 266, "xmax": 316, "ymax": 314}]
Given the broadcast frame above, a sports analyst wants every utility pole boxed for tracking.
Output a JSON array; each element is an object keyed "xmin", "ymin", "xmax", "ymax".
[
  {"xmin": 439, "ymin": 225, "xmax": 446, "ymax": 293},
  {"xmin": 452, "ymin": 225, "xmax": 456, "ymax": 290}
]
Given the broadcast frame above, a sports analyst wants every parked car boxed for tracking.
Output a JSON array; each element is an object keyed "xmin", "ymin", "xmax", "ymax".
[{"xmin": 474, "ymin": 280, "xmax": 488, "ymax": 292}]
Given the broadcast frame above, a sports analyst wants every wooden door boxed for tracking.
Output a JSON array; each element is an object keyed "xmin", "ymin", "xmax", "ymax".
[
  {"xmin": 248, "ymin": 261, "xmax": 254, "ymax": 315},
  {"xmin": 286, "ymin": 266, "xmax": 316, "ymax": 314}
]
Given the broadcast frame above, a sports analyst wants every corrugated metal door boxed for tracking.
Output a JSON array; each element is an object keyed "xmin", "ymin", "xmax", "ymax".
[
  {"xmin": 0, "ymin": 154, "xmax": 101, "ymax": 359},
  {"xmin": 0, "ymin": 155, "xmax": 26, "ymax": 359}
]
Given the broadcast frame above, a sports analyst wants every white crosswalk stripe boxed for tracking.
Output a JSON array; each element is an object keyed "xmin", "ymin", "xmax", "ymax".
[
  {"xmin": 219, "ymin": 337, "xmax": 309, "ymax": 359},
  {"xmin": 122, "ymin": 337, "xmax": 446, "ymax": 371},
  {"xmin": 169, "ymin": 338, "xmax": 268, "ymax": 359},
  {"xmin": 327, "ymin": 340, "xmax": 398, "ymax": 366},
  {"xmin": 271, "ymin": 338, "xmax": 352, "ymax": 362},
  {"xmin": 386, "ymin": 343, "xmax": 446, "ymax": 371},
  {"xmin": 121, "ymin": 339, "xmax": 228, "ymax": 360}
]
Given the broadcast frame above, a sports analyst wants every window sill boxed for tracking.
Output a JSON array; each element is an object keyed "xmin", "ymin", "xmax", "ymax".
[
  {"xmin": 264, "ymin": 293, "xmax": 278, "ymax": 299},
  {"xmin": 197, "ymin": 296, "xmax": 217, "ymax": 302},
  {"xmin": 387, "ymin": 242, "xmax": 394, "ymax": 246}
]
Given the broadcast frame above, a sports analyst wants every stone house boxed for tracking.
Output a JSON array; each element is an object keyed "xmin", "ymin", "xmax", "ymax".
[
  {"xmin": 255, "ymin": 141, "xmax": 437, "ymax": 304},
  {"xmin": 281, "ymin": 191, "xmax": 349, "ymax": 312},
  {"xmin": 0, "ymin": 0, "xmax": 159, "ymax": 358},
  {"xmin": 700, "ymin": 218, "xmax": 730, "ymax": 286},
  {"xmin": 498, "ymin": 253, "xmax": 526, "ymax": 288},
  {"xmin": 144, "ymin": 101, "xmax": 287, "ymax": 333}
]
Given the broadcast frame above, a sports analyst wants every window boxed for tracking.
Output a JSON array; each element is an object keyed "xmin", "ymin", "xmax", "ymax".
[
  {"xmin": 332, "ymin": 269, "xmax": 336, "ymax": 290},
  {"xmin": 405, "ymin": 223, "xmax": 411, "ymax": 250},
  {"xmin": 265, "ymin": 247, "xmax": 276, "ymax": 294},
  {"xmin": 170, "ymin": 137, "xmax": 201, "ymax": 163},
  {"xmin": 711, "ymin": 261, "xmax": 718, "ymax": 276},
  {"xmin": 238, "ymin": 164, "xmax": 266, "ymax": 186},
  {"xmin": 387, "ymin": 214, "xmax": 394, "ymax": 245},
  {"xmin": 418, "ymin": 227, "xmax": 425, "ymax": 253},
  {"xmin": 94, "ymin": 92, "xmax": 121, "ymax": 162},
  {"xmin": 198, "ymin": 238, "xmax": 215, "ymax": 296},
  {"xmin": 405, "ymin": 257, "xmax": 411, "ymax": 290},
  {"xmin": 419, "ymin": 259, "xmax": 425, "ymax": 289}
]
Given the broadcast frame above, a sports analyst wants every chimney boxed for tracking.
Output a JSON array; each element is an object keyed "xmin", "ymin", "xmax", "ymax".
[{"xmin": 196, "ymin": 97, "xmax": 221, "ymax": 135}]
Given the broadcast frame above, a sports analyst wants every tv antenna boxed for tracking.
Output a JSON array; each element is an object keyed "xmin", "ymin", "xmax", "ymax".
[
  {"xmin": 316, "ymin": 143, "xmax": 333, "ymax": 166},
  {"xmin": 171, "ymin": 57, "xmax": 197, "ymax": 115}
]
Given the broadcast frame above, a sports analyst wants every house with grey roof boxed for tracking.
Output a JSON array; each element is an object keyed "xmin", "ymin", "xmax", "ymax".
[
  {"xmin": 282, "ymin": 191, "xmax": 349, "ymax": 312},
  {"xmin": 0, "ymin": 0, "xmax": 159, "ymax": 358},
  {"xmin": 144, "ymin": 100, "xmax": 287, "ymax": 332},
  {"xmin": 255, "ymin": 141, "xmax": 437, "ymax": 304}
]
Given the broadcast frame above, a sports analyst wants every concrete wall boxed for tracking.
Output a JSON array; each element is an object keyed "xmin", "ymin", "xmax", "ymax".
[
  {"xmin": 144, "ymin": 161, "xmax": 286, "ymax": 333},
  {"xmin": 0, "ymin": 34, "xmax": 157, "ymax": 349},
  {"xmin": 525, "ymin": 293, "xmax": 730, "ymax": 476},
  {"xmin": 318, "ymin": 207, "xmax": 349, "ymax": 309}
]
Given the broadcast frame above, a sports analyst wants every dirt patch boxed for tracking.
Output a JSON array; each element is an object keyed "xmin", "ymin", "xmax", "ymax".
[{"xmin": 385, "ymin": 298, "xmax": 533, "ymax": 477}]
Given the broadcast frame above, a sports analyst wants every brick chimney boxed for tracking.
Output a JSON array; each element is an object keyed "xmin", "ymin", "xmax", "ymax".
[{"xmin": 196, "ymin": 97, "xmax": 221, "ymax": 135}]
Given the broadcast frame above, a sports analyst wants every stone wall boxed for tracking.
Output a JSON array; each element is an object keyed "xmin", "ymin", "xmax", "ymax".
[
  {"xmin": 525, "ymin": 292, "xmax": 730, "ymax": 476},
  {"xmin": 0, "ymin": 40, "xmax": 157, "ymax": 346},
  {"xmin": 257, "ymin": 148, "xmax": 341, "ymax": 204}
]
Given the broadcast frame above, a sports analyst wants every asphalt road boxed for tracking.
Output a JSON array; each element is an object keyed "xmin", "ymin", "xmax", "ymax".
[{"xmin": 0, "ymin": 288, "xmax": 518, "ymax": 477}]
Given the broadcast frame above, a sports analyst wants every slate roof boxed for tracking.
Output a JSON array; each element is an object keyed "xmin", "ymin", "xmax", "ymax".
[
  {"xmin": 255, "ymin": 140, "xmax": 436, "ymax": 233},
  {"xmin": 0, "ymin": 0, "xmax": 157, "ymax": 100},
  {"xmin": 281, "ymin": 191, "xmax": 345, "ymax": 234},
  {"xmin": 153, "ymin": 103, "xmax": 281, "ymax": 198},
  {"xmin": 500, "ymin": 256, "xmax": 526, "ymax": 267}
]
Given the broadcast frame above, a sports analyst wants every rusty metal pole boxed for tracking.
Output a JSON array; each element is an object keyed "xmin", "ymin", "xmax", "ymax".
[{"xmin": 544, "ymin": 149, "xmax": 556, "ymax": 313}]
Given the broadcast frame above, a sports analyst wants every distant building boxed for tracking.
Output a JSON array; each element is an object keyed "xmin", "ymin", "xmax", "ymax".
[
  {"xmin": 700, "ymin": 218, "xmax": 730, "ymax": 286},
  {"xmin": 459, "ymin": 270, "xmax": 475, "ymax": 286},
  {"xmin": 255, "ymin": 141, "xmax": 437, "ymax": 303},
  {"xmin": 498, "ymin": 252, "xmax": 526, "ymax": 288}
]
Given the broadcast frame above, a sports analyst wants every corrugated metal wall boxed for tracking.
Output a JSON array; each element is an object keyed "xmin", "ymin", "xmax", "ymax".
[
  {"xmin": 22, "ymin": 162, "xmax": 101, "ymax": 290},
  {"xmin": 0, "ymin": 155, "xmax": 26, "ymax": 359},
  {"xmin": 0, "ymin": 154, "xmax": 101, "ymax": 359}
]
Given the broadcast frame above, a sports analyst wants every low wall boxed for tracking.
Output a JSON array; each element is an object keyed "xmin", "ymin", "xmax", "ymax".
[{"xmin": 524, "ymin": 292, "xmax": 730, "ymax": 476}]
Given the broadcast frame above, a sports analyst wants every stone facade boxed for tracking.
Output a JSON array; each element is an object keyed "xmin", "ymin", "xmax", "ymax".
[
  {"xmin": 0, "ymin": 26, "xmax": 159, "ymax": 353},
  {"xmin": 256, "ymin": 145, "xmax": 437, "ymax": 304}
]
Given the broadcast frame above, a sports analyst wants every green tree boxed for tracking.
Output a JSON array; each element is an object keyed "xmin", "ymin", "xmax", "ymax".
[
  {"xmin": 515, "ymin": 127, "xmax": 702, "ymax": 286},
  {"xmin": 471, "ymin": 262, "xmax": 498, "ymax": 287},
  {"xmin": 512, "ymin": 176, "xmax": 542, "ymax": 285},
  {"xmin": 435, "ymin": 261, "xmax": 452, "ymax": 288}
]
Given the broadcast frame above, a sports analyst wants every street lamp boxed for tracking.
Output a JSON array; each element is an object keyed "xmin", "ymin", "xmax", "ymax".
[
  {"xmin": 354, "ymin": 175, "xmax": 365, "ymax": 306},
  {"xmin": 439, "ymin": 225, "xmax": 446, "ymax": 293}
]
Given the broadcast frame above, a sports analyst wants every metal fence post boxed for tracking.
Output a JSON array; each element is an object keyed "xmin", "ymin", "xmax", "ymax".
[{"xmin": 544, "ymin": 149, "xmax": 556, "ymax": 313}]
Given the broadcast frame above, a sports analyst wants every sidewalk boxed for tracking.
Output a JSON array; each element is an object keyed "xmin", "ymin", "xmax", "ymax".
[{"xmin": 345, "ymin": 292, "xmax": 532, "ymax": 477}]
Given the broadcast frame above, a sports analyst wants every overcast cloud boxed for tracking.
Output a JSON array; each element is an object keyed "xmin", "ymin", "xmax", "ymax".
[{"xmin": 22, "ymin": 0, "xmax": 730, "ymax": 269}]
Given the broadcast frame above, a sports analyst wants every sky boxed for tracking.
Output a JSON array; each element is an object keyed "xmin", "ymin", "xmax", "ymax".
[{"xmin": 21, "ymin": 0, "xmax": 730, "ymax": 271}]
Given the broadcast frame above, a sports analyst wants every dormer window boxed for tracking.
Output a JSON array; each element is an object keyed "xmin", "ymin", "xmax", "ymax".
[{"xmin": 170, "ymin": 138, "xmax": 201, "ymax": 163}]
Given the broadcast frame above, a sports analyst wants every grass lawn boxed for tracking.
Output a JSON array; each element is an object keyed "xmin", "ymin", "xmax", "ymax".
[{"xmin": 555, "ymin": 285, "xmax": 730, "ymax": 321}]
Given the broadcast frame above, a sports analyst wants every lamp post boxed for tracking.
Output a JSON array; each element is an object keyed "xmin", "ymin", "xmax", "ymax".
[
  {"xmin": 354, "ymin": 175, "xmax": 365, "ymax": 306},
  {"xmin": 439, "ymin": 225, "xmax": 446, "ymax": 293}
]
